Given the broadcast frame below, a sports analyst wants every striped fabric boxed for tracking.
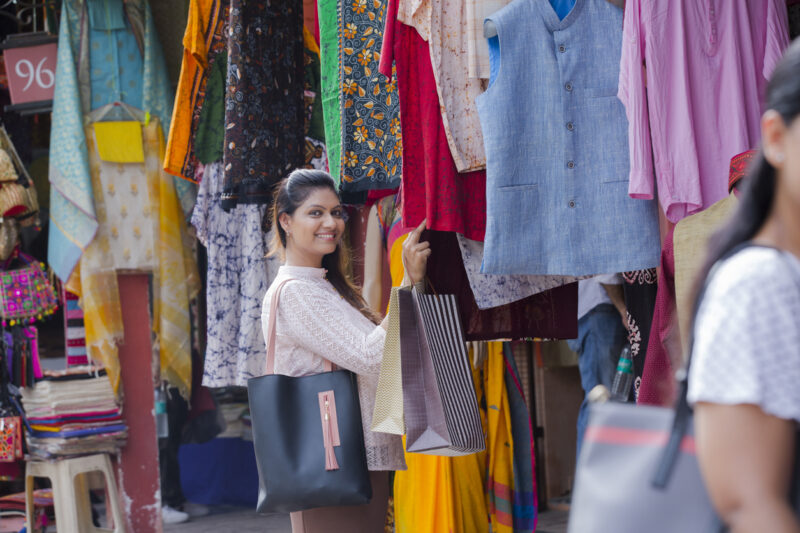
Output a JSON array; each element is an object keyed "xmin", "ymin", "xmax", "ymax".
[
  {"xmin": 62, "ymin": 289, "xmax": 88, "ymax": 367},
  {"xmin": 404, "ymin": 288, "xmax": 485, "ymax": 455}
]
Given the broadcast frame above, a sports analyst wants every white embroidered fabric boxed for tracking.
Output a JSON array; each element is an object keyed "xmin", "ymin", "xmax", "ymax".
[{"xmin": 261, "ymin": 265, "xmax": 406, "ymax": 471}]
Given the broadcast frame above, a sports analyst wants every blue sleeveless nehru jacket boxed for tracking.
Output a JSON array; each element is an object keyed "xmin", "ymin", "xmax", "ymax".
[{"xmin": 476, "ymin": 0, "xmax": 660, "ymax": 276}]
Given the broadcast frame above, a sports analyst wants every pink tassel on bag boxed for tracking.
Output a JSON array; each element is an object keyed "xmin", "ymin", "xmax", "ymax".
[{"xmin": 318, "ymin": 391, "xmax": 341, "ymax": 471}]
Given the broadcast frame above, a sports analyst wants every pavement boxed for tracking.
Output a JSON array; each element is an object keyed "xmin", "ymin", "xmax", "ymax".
[{"xmin": 163, "ymin": 505, "xmax": 570, "ymax": 532}]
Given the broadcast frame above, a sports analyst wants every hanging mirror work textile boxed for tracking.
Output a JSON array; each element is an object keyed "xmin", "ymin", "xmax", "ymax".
[
  {"xmin": 49, "ymin": 0, "xmax": 179, "ymax": 282},
  {"xmin": 221, "ymin": 0, "xmax": 305, "ymax": 211},
  {"xmin": 336, "ymin": 0, "xmax": 402, "ymax": 194}
]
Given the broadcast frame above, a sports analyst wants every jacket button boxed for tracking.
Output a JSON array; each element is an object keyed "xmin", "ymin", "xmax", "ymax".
[
  {"xmin": 565, "ymin": 82, "xmax": 573, "ymax": 92},
  {"xmin": 568, "ymin": 200, "xmax": 576, "ymax": 208},
  {"xmin": 558, "ymin": 44, "xmax": 566, "ymax": 53},
  {"xmin": 566, "ymin": 122, "xmax": 574, "ymax": 131},
  {"xmin": 567, "ymin": 160, "xmax": 575, "ymax": 169}
]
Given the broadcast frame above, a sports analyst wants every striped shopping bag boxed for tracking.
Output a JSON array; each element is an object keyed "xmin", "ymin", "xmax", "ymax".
[{"xmin": 399, "ymin": 286, "xmax": 485, "ymax": 456}]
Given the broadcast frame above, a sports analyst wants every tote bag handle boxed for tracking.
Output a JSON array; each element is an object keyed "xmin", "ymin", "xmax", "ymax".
[{"xmin": 265, "ymin": 278, "xmax": 333, "ymax": 375}]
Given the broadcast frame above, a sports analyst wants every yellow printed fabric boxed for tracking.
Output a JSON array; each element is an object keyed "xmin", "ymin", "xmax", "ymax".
[
  {"xmin": 147, "ymin": 120, "xmax": 201, "ymax": 399},
  {"xmin": 485, "ymin": 342, "xmax": 515, "ymax": 533},
  {"xmin": 394, "ymin": 344, "xmax": 489, "ymax": 533},
  {"xmin": 70, "ymin": 118, "xmax": 199, "ymax": 398},
  {"xmin": 67, "ymin": 128, "xmax": 126, "ymax": 395},
  {"xmin": 92, "ymin": 121, "xmax": 145, "ymax": 163}
]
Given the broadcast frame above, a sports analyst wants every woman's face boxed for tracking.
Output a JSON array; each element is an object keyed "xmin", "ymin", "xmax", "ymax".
[
  {"xmin": 280, "ymin": 187, "xmax": 346, "ymax": 265},
  {"xmin": 764, "ymin": 112, "xmax": 800, "ymax": 204}
]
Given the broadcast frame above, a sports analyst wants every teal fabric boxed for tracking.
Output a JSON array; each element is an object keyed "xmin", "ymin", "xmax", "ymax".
[
  {"xmin": 48, "ymin": 2, "xmax": 97, "ymax": 282},
  {"xmin": 86, "ymin": 0, "xmax": 126, "ymax": 29},
  {"xmin": 48, "ymin": 0, "xmax": 191, "ymax": 282},
  {"xmin": 87, "ymin": 0, "xmax": 143, "ymax": 110}
]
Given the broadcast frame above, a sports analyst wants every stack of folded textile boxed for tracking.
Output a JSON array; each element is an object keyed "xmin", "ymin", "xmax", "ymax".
[{"xmin": 20, "ymin": 367, "xmax": 126, "ymax": 457}]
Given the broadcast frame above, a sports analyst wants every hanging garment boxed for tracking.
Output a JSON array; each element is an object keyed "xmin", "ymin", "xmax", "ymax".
[
  {"xmin": 192, "ymin": 162, "xmax": 280, "ymax": 387},
  {"xmin": 318, "ymin": 0, "xmax": 343, "ymax": 185},
  {"xmin": 88, "ymin": 124, "xmax": 156, "ymax": 270},
  {"xmin": 163, "ymin": 0, "xmax": 229, "ymax": 181},
  {"xmin": 303, "ymin": 0, "xmax": 320, "ymax": 45},
  {"xmin": 503, "ymin": 345, "xmax": 537, "ymax": 532},
  {"xmin": 221, "ymin": 0, "xmax": 305, "ymax": 210},
  {"xmin": 673, "ymin": 194, "xmax": 738, "ymax": 353},
  {"xmin": 194, "ymin": 51, "xmax": 227, "ymax": 165},
  {"xmin": 637, "ymin": 229, "xmax": 679, "ymax": 407},
  {"xmin": 485, "ymin": 342, "xmax": 524, "ymax": 533},
  {"xmin": 393, "ymin": 345, "xmax": 489, "ymax": 533},
  {"xmin": 457, "ymin": 234, "xmax": 581, "ymax": 309},
  {"xmin": 619, "ymin": 0, "xmax": 789, "ymax": 222},
  {"xmin": 397, "ymin": 0, "xmax": 486, "ymax": 172},
  {"xmin": 791, "ymin": 1, "xmax": 800, "ymax": 39},
  {"xmin": 425, "ymin": 230, "xmax": 578, "ymax": 341},
  {"xmin": 380, "ymin": 0, "xmax": 487, "ymax": 241},
  {"xmin": 73, "ymin": 113, "xmax": 200, "ymax": 397},
  {"xmin": 621, "ymin": 269, "xmax": 657, "ymax": 402},
  {"xmin": 49, "ymin": 0, "xmax": 184, "ymax": 283},
  {"xmin": 476, "ymin": 0, "xmax": 660, "ymax": 276},
  {"xmin": 466, "ymin": 0, "xmax": 512, "ymax": 79},
  {"xmin": 337, "ymin": 0, "xmax": 402, "ymax": 194},
  {"xmin": 303, "ymin": 26, "xmax": 326, "ymax": 143}
]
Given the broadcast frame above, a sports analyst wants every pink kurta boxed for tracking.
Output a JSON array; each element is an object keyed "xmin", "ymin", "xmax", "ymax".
[{"xmin": 619, "ymin": 0, "xmax": 789, "ymax": 223}]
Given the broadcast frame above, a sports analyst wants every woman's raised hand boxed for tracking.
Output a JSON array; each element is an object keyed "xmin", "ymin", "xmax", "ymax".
[{"xmin": 402, "ymin": 219, "xmax": 430, "ymax": 286}]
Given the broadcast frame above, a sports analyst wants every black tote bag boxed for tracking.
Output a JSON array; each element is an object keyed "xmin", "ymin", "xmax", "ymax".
[{"xmin": 247, "ymin": 278, "xmax": 372, "ymax": 514}]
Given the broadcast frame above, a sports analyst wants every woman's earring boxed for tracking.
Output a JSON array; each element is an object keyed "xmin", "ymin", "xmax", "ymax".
[{"xmin": 775, "ymin": 152, "xmax": 785, "ymax": 163}]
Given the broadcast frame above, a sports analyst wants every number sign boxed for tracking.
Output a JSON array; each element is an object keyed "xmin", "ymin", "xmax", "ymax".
[{"xmin": 3, "ymin": 43, "xmax": 57, "ymax": 105}]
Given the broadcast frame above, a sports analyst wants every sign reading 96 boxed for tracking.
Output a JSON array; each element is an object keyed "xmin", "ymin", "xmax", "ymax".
[{"xmin": 3, "ymin": 43, "xmax": 58, "ymax": 105}]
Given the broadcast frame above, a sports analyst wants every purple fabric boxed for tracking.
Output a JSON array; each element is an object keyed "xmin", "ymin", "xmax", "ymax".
[{"xmin": 619, "ymin": 0, "xmax": 789, "ymax": 223}]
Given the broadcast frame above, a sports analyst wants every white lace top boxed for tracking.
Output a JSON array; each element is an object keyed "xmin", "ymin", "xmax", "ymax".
[{"xmin": 260, "ymin": 265, "xmax": 406, "ymax": 471}]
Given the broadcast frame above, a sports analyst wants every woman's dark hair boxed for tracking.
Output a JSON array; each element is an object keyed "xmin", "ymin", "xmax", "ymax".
[
  {"xmin": 270, "ymin": 169, "xmax": 379, "ymax": 323},
  {"xmin": 693, "ymin": 39, "xmax": 800, "ymax": 316}
]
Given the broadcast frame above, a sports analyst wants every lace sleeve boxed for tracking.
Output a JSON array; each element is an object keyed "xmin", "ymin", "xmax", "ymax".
[{"xmin": 278, "ymin": 281, "xmax": 386, "ymax": 377}]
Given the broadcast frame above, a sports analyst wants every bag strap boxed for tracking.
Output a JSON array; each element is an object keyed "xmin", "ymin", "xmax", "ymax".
[
  {"xmin": 265, "ymin": 278, "xmax": 334, "ymax": 375},
  {"xmin": 653, "ymin": 244, "xmax": 800, "ymax": 489}
]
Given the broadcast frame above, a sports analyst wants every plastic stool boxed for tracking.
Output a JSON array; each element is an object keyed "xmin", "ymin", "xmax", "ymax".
[{"xmin": 25, "ymin": 453, "xmax": 126, "ymax": 533}]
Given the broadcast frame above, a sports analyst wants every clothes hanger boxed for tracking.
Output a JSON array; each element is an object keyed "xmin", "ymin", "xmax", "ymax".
[{"xmin": 91, "ymin": 101, "xmax": 144, "ymax": 123}]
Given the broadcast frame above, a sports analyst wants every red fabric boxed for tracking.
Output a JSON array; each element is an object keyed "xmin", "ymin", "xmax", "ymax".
[
  {"xmin": 728, "ymin": 150, "xmax": 756, "ymax": 192},
  {"xmin": 638, "ymin": 228, "xmax": 680, "ymax": 406},
  {"xmin": 380, "ymin": 0, "xmax": 487, "ymax": 242}
]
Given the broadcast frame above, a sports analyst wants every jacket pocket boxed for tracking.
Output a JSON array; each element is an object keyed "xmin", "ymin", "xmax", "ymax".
[{"xmin": 498, "ymin": 183, "xmax": 539, "ymax": 191}]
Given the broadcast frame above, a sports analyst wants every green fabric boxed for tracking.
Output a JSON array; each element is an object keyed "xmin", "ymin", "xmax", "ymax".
[
  {"xmin": 195, "ymin": 52, "xmax": 226, "ymax": 164},
  {"xmin": 318, "ymin": 0, "xmax": 342, "ymax": 186},
  {"xmin": 304, "ymin": 41, "xmax": 326, "ymax": 143}
]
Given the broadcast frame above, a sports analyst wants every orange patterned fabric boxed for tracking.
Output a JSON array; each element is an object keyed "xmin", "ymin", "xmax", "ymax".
[{"xmin": 163, "ymin": 0, "xmax": 227, "ymax": 181}]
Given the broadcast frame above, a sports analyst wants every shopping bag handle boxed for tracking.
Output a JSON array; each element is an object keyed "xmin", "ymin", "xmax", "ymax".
[{"xmin": 265, "ymin": 278, "xmax": 334, "ymax": 375}]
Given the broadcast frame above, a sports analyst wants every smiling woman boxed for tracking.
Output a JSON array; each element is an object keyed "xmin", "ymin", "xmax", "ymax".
[{"xmin": 260, "ymin": 168, "xmax": 430, "ymax": 533}]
